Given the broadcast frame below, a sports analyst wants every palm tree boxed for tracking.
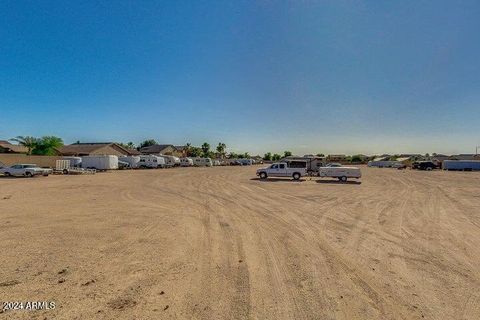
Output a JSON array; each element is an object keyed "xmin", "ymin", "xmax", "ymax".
[
  {"xmin": 216, "ymin": 142, "xmax": 226, "ymax": 158},
  {"xmin": 10, "ymin": 136, "xmax": 37, "ymax": 155},
  {"xmin": 33, "ymin": 136, "xmax": 64, "ymax": 155},
  {"xmin": 201, "ymin": 142, "xmax": 210, "ymax": 157}
]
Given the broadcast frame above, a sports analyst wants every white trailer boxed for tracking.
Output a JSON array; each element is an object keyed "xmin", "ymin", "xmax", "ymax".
[
  {"xmin": 318, "ymin": 166, "xmax": 362, "ymax": 182},
  {"xmin": 119, "ymin": 156, "xmax": 141, "ymax": 169},
  {"xmin": 180, "ymin": 157, "xmax": 194, "ymax": 167},
  {"xmin": 138, "ymin": 155, "xmax": 165, "ymax": 168},
  {"xmin": 81, "ymin": 155, "xmax": 118, "ymax": 170},
  {"xmin": 194, "ymin": 157, "xmax": 213, "ymax": 167},
  {"xmin": 63, "ymin": 156, "xmax": 82, "ymax": 168}
]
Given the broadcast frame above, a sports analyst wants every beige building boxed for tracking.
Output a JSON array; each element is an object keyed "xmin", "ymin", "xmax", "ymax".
[
  {"xmin": 58, "ymin": 143, "xmax": 139, "ymax": 156},
  {"xmin": 0, "ymin": 140, "xmax": 28, "ymax": 154},
  {"xmin": 140, "ymin": 144, "xmax": 184, "ymax": 157}
]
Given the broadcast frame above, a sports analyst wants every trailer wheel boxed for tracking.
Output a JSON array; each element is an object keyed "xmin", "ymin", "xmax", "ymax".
[
  {"xmin": 259, "ymin": 172, "xmax": 267, "ymax": 179},
  {"xmin": 63, "ymin": 169, "xmax": 69, "ymax": 175},
  {"xmin": 340, "ymin": 176, "xmax": 347, "ymax": 182},
  {"xmin": 292, "ymin": 172, "xmax": 301, "ymax": 180}
]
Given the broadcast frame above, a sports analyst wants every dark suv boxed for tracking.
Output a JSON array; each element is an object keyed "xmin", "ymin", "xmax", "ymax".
[{"xmin": 412, "ymin": 161, "xmax": 437, "ymax": 171}]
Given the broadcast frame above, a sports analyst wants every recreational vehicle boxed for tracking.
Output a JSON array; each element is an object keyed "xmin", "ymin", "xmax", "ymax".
[
  {"xmin": 180, "ymin": 157, "xmax": 194, "ymax": 167},
  {"xmin": 194, "ymin": 157, "xmax": 213, "ymax": 167},
  {"xmin": 81, "ymin": 155, "xmax": 118, "ymax": 170},
  {"xmin": 138, "ymin": 155, "xmax": 165, "ymax": 168},
  {"xmin": 160, "ymin": 155, "xmax": 180, "ymax": 167},
  {"xmin": 119, "ymin": 156, "xmax": 141, "ymax": 169}
]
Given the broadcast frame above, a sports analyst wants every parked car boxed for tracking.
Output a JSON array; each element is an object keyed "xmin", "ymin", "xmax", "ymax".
[
  {"xmin": 0, "ymin": 164, "xmax": 52, "ymax": 177},
  {"xmin": 256, "ymin": 162, "xmax": 306, "ymax": 180},
  {"xmin": 412, "ymin": 161, "xmax": 437, "ymax": 171},
  {"xmin": 318, "ymin": 166, "xmax": 361, "ymax": 182}
]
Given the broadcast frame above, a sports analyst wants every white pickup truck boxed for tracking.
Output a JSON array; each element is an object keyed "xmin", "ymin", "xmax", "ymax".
[
  {"xmin": 256, "ymin": 162, "xmax": 306, "ymax": 180},
  {"xmin": 318, "ymin": 165, "xmax": 362, "ymax": 182}
]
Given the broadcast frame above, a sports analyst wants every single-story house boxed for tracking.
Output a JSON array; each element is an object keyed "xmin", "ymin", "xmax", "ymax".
[
  {"xmin": 140, "ymin": 144, "xmax": 184, "ymax": 157},
  {"xmin": 58, "ymin": 142, "xmax": 139, "ymax": 157},
  {"xmin": 0, "ymin": 140, "xmax": 28, "ymax": 154},
  {"xmin": 450, "ymin": 154, "xmax": 480, "ymax": 161}
]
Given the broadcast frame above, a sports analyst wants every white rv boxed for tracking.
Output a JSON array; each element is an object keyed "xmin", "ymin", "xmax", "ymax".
[
  {"xmin": 159, "ymin": 155, "xmax": 180, "ymax": 167},
  {"xmin": 139, "ymin": 155, "xmax": 165, "ymax": 168},
  {"xmin": 180, "ymin": 157, "xmax": 194, "ymax": 167},
  {"xmin": 81, "ymin": 155, "xmax": 118, "ymax": 170},
  {"xmin": 119, "ymin": 156, "xmax": 141, "ymax": 169},
  {"xmin": 194, "ymin": 157, "xmax": 213, "ymax": 167}
]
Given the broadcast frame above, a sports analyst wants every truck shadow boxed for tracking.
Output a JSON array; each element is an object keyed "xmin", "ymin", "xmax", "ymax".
[
  {"xmin": 250, "ymin": 178, "xmax": 306, "ymax": 183},
  {"xmin": 316, "ymin": 180, "xmax": 362, "ymax": 185}
]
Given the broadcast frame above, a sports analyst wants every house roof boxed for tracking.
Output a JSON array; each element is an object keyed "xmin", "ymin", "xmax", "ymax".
[
  {"xmin": 58, "ymin": 142, "xmax": 136, "ymax": 156},
  {"xmin": 139, "ymin": 144, "xmax": 175, "ymax": 154},
  {"xmin": 0, "ymin": 140, "xmax": 28, "ymax": 153}
]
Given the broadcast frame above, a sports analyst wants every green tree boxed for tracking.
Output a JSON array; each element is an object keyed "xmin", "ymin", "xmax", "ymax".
[
  {"xmin": 283, "ymin": 151, "xmax": 292, "ymax": 158},
  {"xmin": 201, "ymin": 142, "xmax": 210, "ymax": 157},
  {"xmin": 228, "ymin": 152, "xmax": 238, "ymax": 159},
  {"xmin": 243, "ymin": 152, "xmax": 250, "ymax": 159},
  {"xmin": 350, "ymin": 155, "xmax": 363, "ymax": 163},
  {"xmin": 10, "ymin": 136, "xmax": 38, "ymax": 155},
  {"xmin": 32, "ymin": 136, "xmax": 64, "ymax": 155},
  {"xmin": 316, "ymin": 153, "xmax": 325, "ymax": 157},
  {"xmin": 118, "ymin": 142, "xmax": 136, "ymax": 150},
  {"xmin": 272, "ymin": 153, "xmax": 282, "ymax": 161},
  {"xmin": 138, "ymin": 139, "xmax": 157, "ymax": 150},
  {"xmin": 263, "ymin": 152, "xmax": 272, "ymax": 161},
  {"xmin": 216, "ymin": 142, "xmax": 227, "ymax": 158},
  {"xmin": 188, "ymin": 147, "xmax": 203, "ymax": 157}
]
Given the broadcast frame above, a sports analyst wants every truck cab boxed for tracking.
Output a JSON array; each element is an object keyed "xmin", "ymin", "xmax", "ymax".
[{"xmin": 256, "ymin": 162, "xmax": 306, "ymax": 180}]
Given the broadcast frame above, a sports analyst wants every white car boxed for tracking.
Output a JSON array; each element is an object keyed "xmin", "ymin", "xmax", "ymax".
[
  {"xmin": 0, "ymin": 164, "xmax": 52, "ymax": 177},
  {"xmin": 256, "ymin": 162, "xmax": 306, "ymax": 180}
]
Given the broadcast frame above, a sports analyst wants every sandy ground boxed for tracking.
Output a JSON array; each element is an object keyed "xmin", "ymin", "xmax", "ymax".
[{"xmin": 0, "ymin": 166, "xmax": 479, "ymax": 320}]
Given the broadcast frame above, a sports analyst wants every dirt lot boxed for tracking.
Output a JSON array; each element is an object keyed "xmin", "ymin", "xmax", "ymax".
[{"xmin": 0, "ymin": 166, "xmax": 479, "ymax": 320}]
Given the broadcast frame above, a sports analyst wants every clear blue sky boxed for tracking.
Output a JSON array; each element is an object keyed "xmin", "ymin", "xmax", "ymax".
[{"xmin": 1, "ymin": 1, "xmax": 479, "ymax": 155}]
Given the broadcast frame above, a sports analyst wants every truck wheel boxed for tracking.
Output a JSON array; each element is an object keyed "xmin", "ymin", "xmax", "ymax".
[
  {"xmin": 4, "ymin": 172, "xmax": 11, "ymax": 177},
  {"xmin": 292, "ymin": 173, "xmax": 301, "ymax": 180},
  {"xmin": 426, "ymin": 167, "xmax": 433, "ymax": 171},
  {"xmin": 25, "ymin": 172, "xmax": 33, "ymax": 178},
  {"xmin": 340, "ymin": 176, "xmax": 347, "ymax": 182},
  {"xmin": 63, "ymin": 169, "xmax": 69, "ymax": 174},
  {"xmin": 259, "ymin": 172, "xmax": 267, "ymax": 179}
]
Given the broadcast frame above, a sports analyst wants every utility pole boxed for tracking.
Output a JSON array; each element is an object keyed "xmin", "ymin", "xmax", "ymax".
[{"xmin": 477, "ymin": 146, "xmax": 480, "ymax": 155}]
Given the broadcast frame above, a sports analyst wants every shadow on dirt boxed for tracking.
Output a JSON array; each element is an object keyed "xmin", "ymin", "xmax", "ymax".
[
  {"xmin": 316, "ymin": 180, "xmax": 361, "ymax": 185},
  {"xmin": 250, "ymin": 178, "xmax": 306, "ymax": 183}
]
